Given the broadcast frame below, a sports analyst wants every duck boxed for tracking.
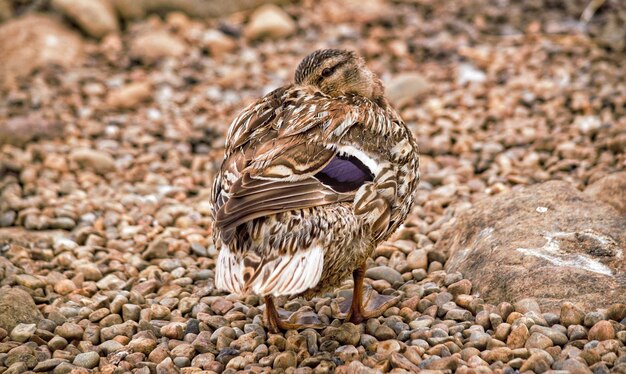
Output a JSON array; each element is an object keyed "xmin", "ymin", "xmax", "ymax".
[{"xmin": 211, "ymin": 49, "xmax": 420, "ymax": 333}]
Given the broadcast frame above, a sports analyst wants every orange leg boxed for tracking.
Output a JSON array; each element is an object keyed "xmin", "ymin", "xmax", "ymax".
[
  {"xmin": 340, "ymin": 262, "xmax": 401, "ymax": 323},
  {"xmin": 263, "ymin": 295, "xmax": 324, "ymax": 333}
]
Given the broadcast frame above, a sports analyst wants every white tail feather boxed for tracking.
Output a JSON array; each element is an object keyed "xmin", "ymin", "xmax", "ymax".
[{"xmin": 215, "ymin": 244, "xmax": 324, "ymax": 297}]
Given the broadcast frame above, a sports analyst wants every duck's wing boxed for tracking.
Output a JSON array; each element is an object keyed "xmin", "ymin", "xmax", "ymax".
[{"xmin": 212, "ymin": 87, "xmax": 378, "ymax": 245}]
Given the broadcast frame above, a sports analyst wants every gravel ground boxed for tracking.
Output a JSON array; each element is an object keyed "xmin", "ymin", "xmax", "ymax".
[{"xmin": 0, "ymin": 0, "xmax": 625, "ymax": 373}]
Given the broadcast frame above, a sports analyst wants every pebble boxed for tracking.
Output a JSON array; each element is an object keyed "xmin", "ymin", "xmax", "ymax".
[
  {"xmin": 51, "ymin": 0, "xmax": 118, "ymax": 38},
  {"xmin": 336, "ymin": 345, "xmax": 359, "ymax": 362},
  {"xmin": 588, "ymin": 321, "xmax": 615, "ymax": 341},
  {"xmin": 55, "ymin": 323, "xmax": 83, "ymax": 340},
  {"xmin": 33, "ymin": 358, "xmax": 67, "ymax": 372},
  {"xmin": 386, "ymin": 72, "xmax": 431, "ymax": 107},
  {"xmin": 507, "ymin": 323, "xmax": 529, "ymax": 349},
  {"xmin": 106, "ymin": 82, "xmax": 153, "ymax": 110},
  {"xmin": 244, "ymin": 4, "xmax": 296, "ymax": 40},
  {"xmin": 70, "ymin": 148, "xmax": 116, "ymax": 173},
  {"xmin": 273, "ymin": 350, "xmax": 297, "ymax": 369},
  {"xmin": 326, "ymin": 323, "xmax": 360, "ymax": 346},
  {"xmin": 130, "ymin": 30, "xmax": 186, "ymax": 63},
  {"xmin": 519, "ymin": 350, "xmax": 554, "ymax": 372},
  {"xmin": 365, "ymin": 266, "xmax": 403, "ymax": 285},
  {"xmin": 15, "ymin": 274, "xmax": 45, "ymax": 289},
  {"xmin": 514, "ymin": 298, "xmax": 541, "ymax": 314},
  {"xmin": 561, "ymin": 302, "xmax": 585, "ymax": 327},
  {"xmin": 54, "ymin": 279, "xmax": 77, "ymax": 295},
  {"xmin": 525, "ymin": 332, "xmax": 553, "ymax": 349},
  {"xmin": 10, "ymin": 323, "xmax": 36, "ymax": 342},
  {"xmin": 406, "ymin": 249, "xmax": 428, "ymax": 270},
  {"xmin": 73, "ymin": 351, "xmax": 100, "ymax": 369}
]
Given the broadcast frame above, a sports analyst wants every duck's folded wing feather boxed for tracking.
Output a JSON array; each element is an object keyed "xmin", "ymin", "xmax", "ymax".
[{"xmin": 215, "ymin": 174, "xmax": 352, "ymax": 243}]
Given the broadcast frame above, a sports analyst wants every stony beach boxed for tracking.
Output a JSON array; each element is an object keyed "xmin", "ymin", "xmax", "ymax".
[{"xmin": 0, "ymin": 0, "xmax": 625, "ymax": 373}]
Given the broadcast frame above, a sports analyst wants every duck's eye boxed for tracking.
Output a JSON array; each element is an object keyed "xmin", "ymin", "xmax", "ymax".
[{"xmin": 321, "ymin": 68, "xmax": 333, "ymax": 77}]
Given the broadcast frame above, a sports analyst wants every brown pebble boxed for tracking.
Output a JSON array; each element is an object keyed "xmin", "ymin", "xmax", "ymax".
[{"xmin": 588, "ymin": 320, "xmax": 615, "ymax": 341}]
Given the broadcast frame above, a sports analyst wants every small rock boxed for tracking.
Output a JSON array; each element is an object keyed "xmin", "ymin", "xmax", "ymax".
[
  {"xmin": 561, "ymin": 359, "xmax": 593, "ymax": 373},
  {"xmin": 244, "ymin": 4, "xmax": 296, "ymax": 40},
  {"xmin": 96, "ymin": 274, "xmax": 125, "ymax": 290},
  {"xmin": 406, "ymin": 249, "xmax": 428, "ymax": 270},
  {"xmin": 607, "ymin": 303, "xmax": 626, "ymax": 321},
  {"xmin": 55, "ymin": 322, "xmax": 83, "ymax": 340},
  {"xmin": 10, "ymin": 323, "xmax": 36, "ymax": 342},
  {"xmin": 99, "ymin": 340, "xmax": 124, "ymax": 354},
  {"xmin": 129, "ymin": 337, "xmax": 157, "ymax": 355},
  {"xmin": 171, "ymin": 343, "xmax": 195, "ymax": 360},
  {"xmin": 525, "ymin": 332, "xmax": 553, "ymax": 349},
  {"xmin": 457, "ymin": 63, "xmax": 486, "ymax": 85},
  {"xmin": 54, "ymin": 280, "xmax": 77, "ymax": 295},
  {"xmin": 507, "ymin": 323, "xmax": 529, "ymax": 349},
  {"xmin": 5, "ymin": 362, "xmax": 28, "ymax": 374},
  {"xmin": 70, "ymin": 149, "xmax": 116, "ymax": 173},
  {"xmin": 325, "ymin": 323, "xmax": 360, "ymax": 346},
  {"xmin": 122, "ymin": 304, "xmax": 140, "ymax": 321},
  {"xmin": 33, "ymin": 358, "xmax": 67, "ymax": 372},
  {"xmin": 73, "ymin": 351, "xmax": 100, "ymax": 369},
  {"xmin": 365, "ymin": 266, "xmax": 403, "ymax": 285},
  {"xmin": 52, "ymin": 0, "xmax": 118, "ymax": 38},
  {"xmin": 130, "ymin": 30, "xmax": 186, "ymax": 63},
  {"xmin": 273, "ymin": 350, "xmax": 297, "ymax": 369},
  {"xmin": 519, "ymin": 350, "xmax": 554, "ymax": 372},
  {"xmin": 561, "ymin": 302, "xmax": 585, "ymax": 327},
  {"xmin": 150, "ymin": 304, "xmax": 171, "ymax": 320},
  {"xmin": 588, "ymin": 320, "xmax": 615, "ymax": 341},
  {"xmin": 160, "ymin": 322, "xmax": 184, "ymax": 339},
  {"xmin": 423, "ymin": 356, "xmax": 459, "ymax": 371},
  {"xmin": 143, "ymin": 239, "xmax": 168, "ymax": 260},
  {"xmin": 335, "ymin": 345, "xmax": 359, "ymax": 363},
  {"xmin": 445, "ymin": 308, "xmax": 472, "ymax": 321},
  {"xmin": 448, "ymin": 279, "xmax": 472, "ymax": 296},
  {"xmin": 14, "ymin": 274, "xmax": 45, "ymax": 289},
  {"xmin": 376, "ymin": 339, "xmax": 401, "ymax": 355},
  {"xmin": 156, "ymin": 357, "xmax": 178, "ymax": 373},
  {"xmin": 529, "ymin": 325, "xmax": 568, "ymax": 346},
  {"xmin": 48, "ymin": 336, "xmax": 68, "ymax": 351},
  {"xmin": 106, "ymin": 82, "xmax": 152, "ymax": 110},
  {"xmin": 514, "ymin": 298, "xmax": 541, "ymax": 314},
  {"xmin": 386, "ymin": 73, "xmax": 431, "ymax": 107},
  {"xmin": 373, "ymin": 325, "xmax": 396, "ymax": 340},
  {"xmin": 202, "ymin": 30, "xmax": 237, "ymax": 56}
]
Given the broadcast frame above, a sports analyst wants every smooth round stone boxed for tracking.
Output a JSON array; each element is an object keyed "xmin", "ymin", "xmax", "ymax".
[{"xmin": 73, "ymin": 351, "xmax": 100, "ymax": 369}]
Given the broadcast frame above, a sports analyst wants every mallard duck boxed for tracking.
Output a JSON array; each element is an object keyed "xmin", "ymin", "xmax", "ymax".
[{"xmin": 211, "ymin": 49, "xmax": 419, "ymax": 332}]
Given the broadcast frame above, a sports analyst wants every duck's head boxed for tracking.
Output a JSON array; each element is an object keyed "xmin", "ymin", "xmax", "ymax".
[{"xmin": 294, "ymin": 49, "xmax": 384, "ymax": 103}]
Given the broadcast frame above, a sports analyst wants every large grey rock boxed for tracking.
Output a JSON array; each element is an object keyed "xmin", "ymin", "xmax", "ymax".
[
  {"xmin": 440, "ymin": 180, "xmax": 626, "ymax": 313},
  {"xmin": 0, "ymin": 287, "xmax": 44, "ymax": 332}
]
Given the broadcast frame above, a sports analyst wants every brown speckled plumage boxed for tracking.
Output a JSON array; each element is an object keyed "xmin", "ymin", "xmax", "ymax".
[{"xmin": 211, "ymin": 49, "xmax": 419, "ymax": 305}]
